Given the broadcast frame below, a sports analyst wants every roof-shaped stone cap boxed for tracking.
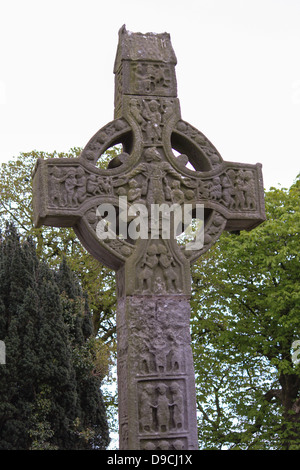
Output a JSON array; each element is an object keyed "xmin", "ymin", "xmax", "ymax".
[{"xmin": 114, "ymin": 24, "xmax": 177, "ymax": 72}]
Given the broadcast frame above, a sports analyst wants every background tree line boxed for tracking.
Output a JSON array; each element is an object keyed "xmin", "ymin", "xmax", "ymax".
[
  {"xmin": 0, "ymin": 149, "xmax": 299, "ymax": 449},
  {"xmin": 0, "ymin": 224, "xmax": 109, "ymax": 449}
]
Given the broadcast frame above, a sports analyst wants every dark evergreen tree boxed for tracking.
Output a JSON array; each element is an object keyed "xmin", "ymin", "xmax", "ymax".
[{"xmin": 0, "ymin": 224, "xmax": 109, "ymax": 449}]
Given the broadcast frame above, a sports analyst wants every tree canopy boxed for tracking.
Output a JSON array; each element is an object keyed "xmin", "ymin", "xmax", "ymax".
[
  {"xmin": 0, "ymin": 149, "xmax": 299, "ymax": 449},
  {"xmin": 191, "ymin": 175, "xmax": 300, "ymax": 449},
  {"xmin": 0, "ymin": 149, "xmax": 117, "ymax": 340},
  {"xmin": 0, "ymin": 224, "xmax": 109, "ymax": 449}
]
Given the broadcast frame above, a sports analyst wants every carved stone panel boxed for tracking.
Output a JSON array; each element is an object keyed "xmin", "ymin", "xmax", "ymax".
[
  {"xmin": 116, "ymin": 295, "xmax": 198, "ymax": 450},
  {"xmin": 138, "ymin": 378, "xmax": 187, "ymax": 435}
]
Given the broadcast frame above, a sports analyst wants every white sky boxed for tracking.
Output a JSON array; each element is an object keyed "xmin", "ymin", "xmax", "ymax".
[{"xmin": 1, "ymin": 0, "xmax": 300, "ymax": 191}]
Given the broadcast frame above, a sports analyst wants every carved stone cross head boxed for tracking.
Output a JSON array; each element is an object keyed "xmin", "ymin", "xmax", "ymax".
[{"xmin": 33, "ymin": 25, "xmax": 265, "ymax": 298}]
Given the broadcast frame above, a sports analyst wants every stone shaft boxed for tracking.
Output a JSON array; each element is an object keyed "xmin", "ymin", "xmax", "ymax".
[{"xmin": 117, "ymin": 295, "xmax": 198, "ymax": 450}]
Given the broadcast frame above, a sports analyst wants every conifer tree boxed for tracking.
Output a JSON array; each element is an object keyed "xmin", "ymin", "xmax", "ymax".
[{"xmin": 0, "ymin": 224, "xmax": 109, "ymax": 449}]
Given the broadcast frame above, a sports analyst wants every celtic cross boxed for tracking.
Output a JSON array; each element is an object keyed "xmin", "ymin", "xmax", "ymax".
[{"xmin": 33, "ymin": 26, "xmax": 265, "ymax": 450}]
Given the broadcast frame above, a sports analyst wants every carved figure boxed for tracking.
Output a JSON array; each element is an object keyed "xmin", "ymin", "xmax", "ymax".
[
  {"xmin": 221, "ymin": 174, "xmax": 235, "ymax": 209},
  {"xmin": 139, "ymin": 384, "xmax": 155, "ymax": 433},
  {"xmin": 64, "ymin": 169, "xmax": 77, "ymax": 206},
  {"xmin": 232, "ymin": 170, "xmax": 246, "ymax": 209},
  {"xmin": 49, "ymin": 166, "xmax": 66, "ymax": 206},
  {"xmin": 87, "ymin": 174, "xmax": 101, "ymax": 195},
  {"xmin": 144, "ymin": 441, "xmax": 156, "ymax": 450},
  {"xmin": 139, "ymin": 347, "xmax": 155, "ymax": 375},
  {"xmin": 173, "ymin": 439, "xmax": 184, "ymax": 450},
  {"xmin": 156, "ymin": 383, "xmax": 170, "ymax": 432},
  {"xmin": 141, "ymin": 99, "xmax": 162, "ymax": 143},
  {"xmin": 197, "ymin": 180, "xmax": 210, "ymax": 199},
  {"xmin": 74, "ymin": 167, "xmax": 87, "ymax": 204},
  {"xmin": 158, "ymin": 440, "xmax": 170, "ymax": 450},
  {"xmin": 171, "ymin": 180, "xmax": 185, "ymax": 205},
  {"xmin": 127, "ymin": 147, "xmax": 182, "ymax": 206},
  {"xmin": 139, "ymin": 244, "xmax": 159, "ymax": 292},
  {"xmin": 170, "ymin": 382, "xmax": 184, "ymax": 430},
  {"xmin": 243, "ymin": 170, "xmax": 256, "ymax": 209},
  {"xmin": 152, "ymin": 334, "xmax": 167, "ymax": 373},
  {"xmin": 127, "ymin": 178, "xmax": 143, "ymax": 203},
  {"xmin": 209, "ymin": 177, "xmax": 222, "ymax": 200},
  {"xmin": 168, "ymin": 345, "xmax": 182, "ymax": 372},
  {"xmin": 130, "ymin": 99, "xmax": 145, "ymax": 125},
  {"xmin": 157, "ymin": 243, "xmax": 180, "ymax": 293}
]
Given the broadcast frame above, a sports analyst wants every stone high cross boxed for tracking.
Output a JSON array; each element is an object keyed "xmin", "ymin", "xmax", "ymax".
[{"xmin": 32, "ymin": 26, "xmax": 265, "ymax": 450}]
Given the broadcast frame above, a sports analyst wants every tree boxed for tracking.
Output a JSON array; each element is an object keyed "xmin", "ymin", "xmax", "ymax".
[
  {"xmin": 0, "ymin": 148, "xmax": 121, "ymax": 443},
  {"xmin": 0, "ymin": 148, "xmax": 118, "ymax": 339},
  {"xmin": 0, "ymin": 224, "xmax": 110, "ymax": 449},
  {"xmin": 191, "ymin": 175, "xmax": 300, "ymax": 449}
]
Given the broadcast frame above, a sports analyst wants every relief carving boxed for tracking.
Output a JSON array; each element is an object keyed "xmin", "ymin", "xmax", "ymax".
[
  {"xmin": 175, "ymin": 120, "xmax": 222, "ymax": 169},
  {"xmin": 137, "ymin": 241, "xmax": 182, "ymax": 294},
  {"xmin": 141, "ymin": 438, "xmax": 186, "ymax": 450},
  {"xmin": 127, "ymin": 297, "xmax": 187, "ymax": 377},
  {"xmin": 80, "ymin": 118, "xmax": 130, "ymax": 163},
  {"xmin": 122, "ymin": 147, "xmax": 194, "ymax": 207},
  {"xmin": 129, "ymin": 98, "xmax": 174, "ymax": 145},
  {"xmin": 138, "ymin": 380, "xmax": 186, "ymax": 434},
  {"xmin": 131, "ymin": 61, "xmax": 175, "ymax": 96},
  {"xmin": 48, "ymin": 166, "xmax": 112, "ymax": 208},
  {"xmin": 196, "ymin": 169, "xmax": 257, "ymax": 211}
]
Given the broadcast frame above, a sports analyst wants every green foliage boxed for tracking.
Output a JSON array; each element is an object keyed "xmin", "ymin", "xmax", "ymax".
[
  {"xmin": 0, "ymin": 224, "xmax": 109, "ymax": 449},
  {"xmin": 0, "ymin": 147, "xmax": 121, "ymax": 444},
  {"xmin": 2, "ymin": 147, "xmax": 299, "ymax": 449},
  {"xmin": 191, "ymin": 175, "xmax": 300, "ymax": 449},
  {"xmin": 0, "ymin": 148, "xmax": 118, "ymax": 337}
]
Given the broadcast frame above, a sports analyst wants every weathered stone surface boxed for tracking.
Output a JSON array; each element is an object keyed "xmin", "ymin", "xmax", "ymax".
[
  {"xmin": 32, "ymin": 25, "xmax": 265, "ymax": 450},
  {"xmin": 117, "ymin": 295, "xmax": 198, "ymax": 450}
]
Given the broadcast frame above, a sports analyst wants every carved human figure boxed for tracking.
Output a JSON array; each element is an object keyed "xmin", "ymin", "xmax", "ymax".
[
  {"xmin": 243, "ymin": 171, "xmax": 256, "ymax": 209},
  {"xmin": 87, "ymin": 174, "xmax": 101, "ymax": 195},
  {"xmin": 221, "ymin": 174, "xmax": 235, "ymax": 209},
  {"xmin": 173, "ymin": 439, "xmax": 184, "ymax": 450},
  {"xmin": 168, "ymin": 345, "xmax": 181, "ymax": 372},
  {"xmin": 127, "ymin": 147, "xmax": 182, "ymax": 206},
  {"xmin": 232, "ymin": 170, "xmax": 246, "ymax": 209},
  {"xmin": 151, "ymin": 333, "xmax": 167, "ymax": 373},
  {"xmin": 74, "ymin": 167, "xmax": 87, "ymax": 204},
  {"xmin": 155, "ymin": 383, "xmax": 170, "ymax": 432},
  {"xmin": 127, "ymin": 178, "xmax": 144, "ymax": 203},
  {"xmin": 64, "ymin": 169, "xmax": 78, "ymax": 206},
  {"xmin": 99, "ymin": 176, "xmax": 111, "ymax": 194},
  {"xmin": 157, "ymin": 243, "xmax": 180, "ymax": 293},
  {"xmin": 138, "ymin": 244, "xmax": 159, "ymax": 292},
  {"xmin": 171, "ymin": 180, "xmax": 185, "ymax": 205},
  {"xmin": 169, "ymin": 382, "xmax": 184, "ymax": 430},
  {"xmin": 141, "ymin": 99, "xmax": 162, "ymax": 143},
  {"xmin": 130, "ymin": 99, "xmax": 145, "ymax": 125},
  {"xmin": 139, "ymin": 345, "xmax": 155, "ymax": 375},
  {"xmin": 144, "ymin": 441, "xmax": 156, "ymax": 450},
  {"xmin": 134, "ymin": 64, "xmax": 149, "ymax": 93},
  {"xmin": 197, "ymin": 179, "xmax": 210, "ymax": 199},
  {"xmin": 139, "ymin": 384, "xmax": 155, "ymax": 433},
  {"xmin": 158, "ymin": 440, "xmax": 170, "ymax": 450},
  {"xmin": 209, "ymin": 176, "xmax": 222, "ymax": 200},
  {"xmin": 49, "ymin": 166, "xmax": 66, "ymax": 206}
]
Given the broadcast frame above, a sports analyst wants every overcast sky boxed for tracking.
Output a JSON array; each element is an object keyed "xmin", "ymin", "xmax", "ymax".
[{"xmin": 0, "ymin": 0, "xmax": 299, "ymax": 191}]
